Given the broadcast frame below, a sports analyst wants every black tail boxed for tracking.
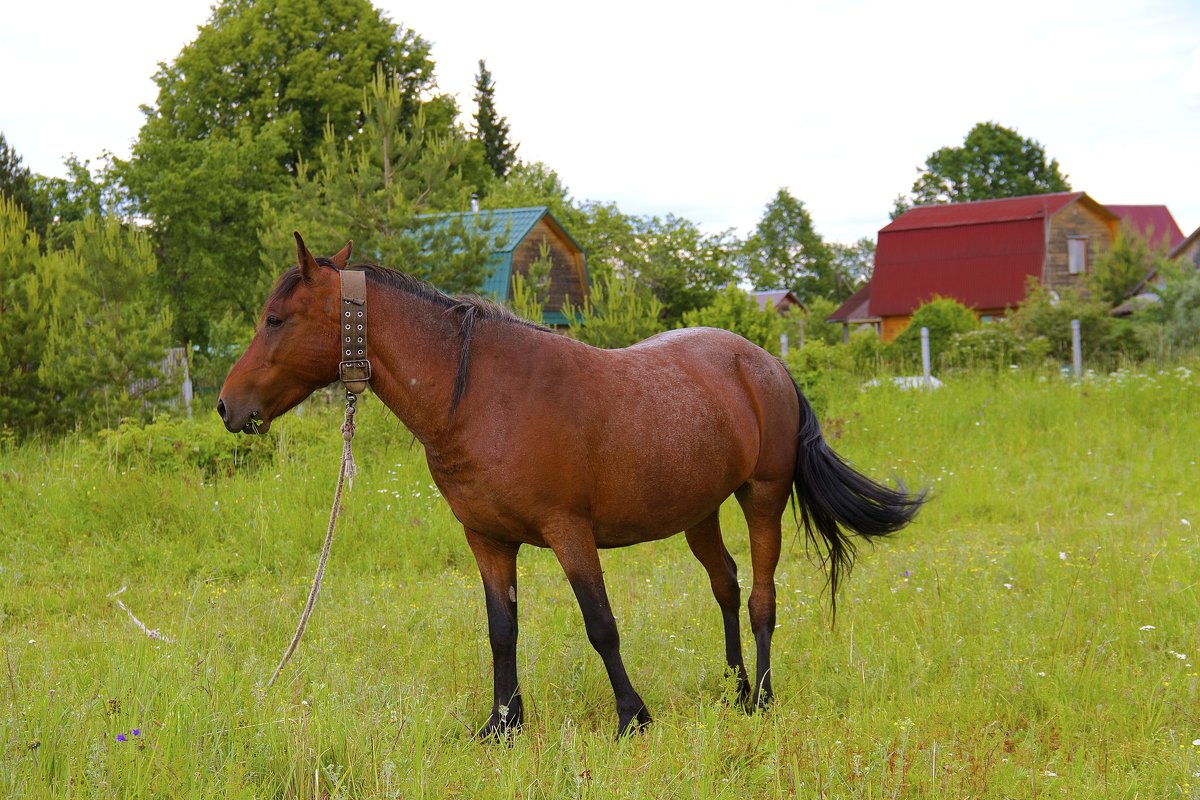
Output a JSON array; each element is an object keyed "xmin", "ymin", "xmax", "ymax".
[{"xmin": 789, "ymin": 376, "xmax": 925, "ymax": 618}]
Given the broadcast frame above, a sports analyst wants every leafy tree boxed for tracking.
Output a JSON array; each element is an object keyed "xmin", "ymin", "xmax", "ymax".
[
  {"xmin": 473, "ymin": 59, "xmax": 519, "ymax": 180},
  {"xmin": 827, "ymin": 238, "xmax": 875, "ymax": 300},
  {"xmin": 893, "ymin": 122, "xmax": 1070, "ymax": 217},
  {"xmin": 261, "ymin": 68, "xmax": 495, "ymax": 294},
  {"xmin": 565, "ymin": 274, "xmax": 665, "ymax": 349},
  {"xmin": 0, "ymin": 133, "xmax": 52, "ymax": 241},
  {"xmin": 742, "ymin": 188, "xmax": 834, "ymax": 302},
  {"xmin": 626, "ymin": 215, "xmax": 738, "ymax": 326},
  {"xmin": 120, "ymin": 0, "xmax": 441, "ymax": 345},
  {"xmin": 890, "ymin": 297, "xmax": 979, "ymax": 367},
  {"xmin": 800, "ymin": 295, "xmax": 843, "ymax": 346},
  {"xmin": 39, "ymin": 216, "xmax": 175, "ymax": 429},
  {"xmin": 0, "ymin": 196, "xmax": 52, "ymax": 436},
  {"xmin": 1087, "ymin": 224, "xmax": 1173, "ymax": 308},
  {"xmin": 681, "ymin": 284, "xmax": 785, "ymax": 355}
]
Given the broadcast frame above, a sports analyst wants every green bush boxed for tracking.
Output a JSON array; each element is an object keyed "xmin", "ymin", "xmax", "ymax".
[
  {"xmin": 681, "ymin": 284, "xmax": 785, "ymax": 355},
  {"xmin": 784, "ymin": 339, "xmax": 854, "ymax": 418},
  {"xmin": 848, "ymin": 326, "xmax": 885, "ymax": 374},
  {"xmin": 890, "ymin": 297, "xmax": 979, "ymax": 369},
  {"xmin": 1010, "ymin": 279, "xmax": 1146, "ymax": 370}
]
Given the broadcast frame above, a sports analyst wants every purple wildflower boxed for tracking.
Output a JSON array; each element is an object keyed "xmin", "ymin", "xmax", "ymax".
[
  {"xmin": 116, "ymin": 734, "xmax": 127, "ymax": 742},
  {"xmin": 132, "ymin": 729, "xmax": 141, "ymax": 737}
]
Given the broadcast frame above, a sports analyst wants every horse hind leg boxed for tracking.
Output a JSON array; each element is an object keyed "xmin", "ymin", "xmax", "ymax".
[
  {"xmin": 684, "ymin": 511, "xmax": 751, "ymax": 708},
  {"xmin": 736, "ymin": 480, "xmax": 787, "ymax": 709}
]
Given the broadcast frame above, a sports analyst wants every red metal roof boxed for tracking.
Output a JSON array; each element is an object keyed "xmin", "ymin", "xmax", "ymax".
[
  {"xmin": 881, "ymin": 192, "xmax": 1085, "ymax": 232},
  {"xmin": 1105, "ymin": 205, "xmax": 1184, "ymax": 250},
  {"xmin": 870, "ymin": 219, "xmax": 1046, "ymax": 316},
  {"xmin": 827, "ymin": 284, "xmax": 875, "ymax": 323}
]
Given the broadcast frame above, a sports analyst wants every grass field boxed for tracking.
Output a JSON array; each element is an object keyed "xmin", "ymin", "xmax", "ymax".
[{"xmin": 2, "ymin": 365, "xmax": 1199, "ymax": 798}]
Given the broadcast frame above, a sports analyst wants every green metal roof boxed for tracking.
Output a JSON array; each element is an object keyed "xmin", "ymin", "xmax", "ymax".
[{"xmin": 415, "ymin": 206, "xmax": 585, "ymax": 307}]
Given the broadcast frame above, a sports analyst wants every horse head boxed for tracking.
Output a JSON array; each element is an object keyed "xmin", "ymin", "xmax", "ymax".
[{"xmin": 217, "ymin": 233, "xmax": 352, "ymax": 434}]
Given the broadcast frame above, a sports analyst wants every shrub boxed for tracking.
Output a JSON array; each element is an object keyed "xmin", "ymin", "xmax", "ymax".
[
  {"xmin": 681, "ymin": 284, "xmax": 785, "ymax": 355},
  {"xmin": 1010, "ymin": 279, "xmax": 1146, "ymax": 370},
  {"xmin": 784, "ymin": 339, "xmax": 854, "ymax": 418},
  {"xmin": 890, "ymin": 297, "xmax": 979, "ymax": 369}
]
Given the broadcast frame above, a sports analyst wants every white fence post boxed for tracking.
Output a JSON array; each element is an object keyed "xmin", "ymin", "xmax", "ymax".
[
  {"xmin": 780, "ymin": 333, "xmax": 789, "ymax": 357},
  {"xmin": 920, "ymin": 326, "xmax": 931, "ymax": 388}
]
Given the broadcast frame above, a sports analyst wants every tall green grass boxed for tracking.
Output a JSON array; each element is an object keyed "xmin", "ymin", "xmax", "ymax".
[{"xmin": 2, "ymin": 365, "xmax": 1198, "ymax": 797}]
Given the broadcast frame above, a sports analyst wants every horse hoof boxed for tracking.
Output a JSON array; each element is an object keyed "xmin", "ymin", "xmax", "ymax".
[
  {"xmin": 615, "ymin": 706, "xmax": 652, "ymax": 739},
  {"xmin": 477, "ymin": 709, "xmax": 523, "ymax": 743}
]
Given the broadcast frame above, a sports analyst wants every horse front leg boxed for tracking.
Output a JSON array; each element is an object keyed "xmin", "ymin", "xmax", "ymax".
[
  {"xmin": 464, "ymin": 529, "xmax": 523, "ymax": 739},
  {"xmin": 546, "ymin": 523, "xmax": 651, "ymax": 738}
]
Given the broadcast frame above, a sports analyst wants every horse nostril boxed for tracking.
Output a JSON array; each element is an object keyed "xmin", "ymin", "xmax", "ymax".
[{"xmin": 216, "ymin": 398, "xmax": 227, "ymax": 422}]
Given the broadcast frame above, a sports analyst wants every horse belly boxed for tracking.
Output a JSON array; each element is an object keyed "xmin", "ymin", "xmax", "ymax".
[{"xmin": 587, "ymin": 404, "xmax": 756, "ymax": 546}]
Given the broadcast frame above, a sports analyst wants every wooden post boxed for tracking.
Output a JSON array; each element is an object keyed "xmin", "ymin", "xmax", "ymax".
[{"xmin": 1071, "ymin": 319, "xmax": 1082, "ymax": 379}]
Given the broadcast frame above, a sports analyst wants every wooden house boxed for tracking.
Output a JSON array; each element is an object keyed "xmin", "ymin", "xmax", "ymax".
[
  {"xmin": 1170, "ymin": 225, "xmax": 1200, "ymax": 271},
  {"xmin": 420, "ymin": 206, "xmax": 589, "ymax": 325},
  {"xmin": 751, "ymin": 290, "xmax": 804, "ymax": 315},
  {"xmin": 830, "ymin": 192, "xmax": 1121, "ymax": 342}
]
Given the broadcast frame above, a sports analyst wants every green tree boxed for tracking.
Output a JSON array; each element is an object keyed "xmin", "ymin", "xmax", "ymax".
[
  {"xmin": 261, "ymin": 68, "xmax": 495, "ymax": 294},
  {"xmin": 742, "ymin": 188, "xmax": 835, "ymax": 302},
  {"xmin": 1087, "ymin": 225, "xmax": 1173, "ymax": 308},
  {"xmin": 681, "ymin": 284, "xmax": 786, "ymax": 355},
  {"xmin": 39, "ymin": 216, "xmax": 175, "ymax": 429},
  {"xmin": 827, "ymin": 238, "xmax": 875, "ymax": 300},
  {"xmin": 0, "ymin": 196, "xmax": 52, "ymax": 436},
  {"xmin": 626, "ymin": 215, "xmax": 738, "ymax": 326},
  {"xmin": 800, "ymin": 295, "xmax": 843, "ymax": 346},
  {"xmin": 0, "ymin": 133, "xmax": 52, "ymax": 242},
  {"xmin": 565, "ymin": 274, "xmax": 665, "ymax": 349},
  {"xmin": 893, "ymin": 122, "xmax": 1070, "ymax": 217},
  {"xmin": 473, "ymin": 59, "xmax": 519, "ymax": 180},
  {"xmin": 120, "ymin": 0, "xmax": 441, "ymax": 345}
]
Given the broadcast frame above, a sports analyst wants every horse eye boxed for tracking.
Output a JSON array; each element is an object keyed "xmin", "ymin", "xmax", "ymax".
[{"xmin": 266, "ymin": 315, "xmax": 283, "ymax": 329}]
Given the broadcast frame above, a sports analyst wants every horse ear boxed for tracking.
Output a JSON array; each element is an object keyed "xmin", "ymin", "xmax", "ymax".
[
  {"xmin": 329, "ymin": 240, "xmax": 353, "ymax": 270},
  {"xmin": 294, "ymin": 231, "xmax": 320, "ymax": 282}
]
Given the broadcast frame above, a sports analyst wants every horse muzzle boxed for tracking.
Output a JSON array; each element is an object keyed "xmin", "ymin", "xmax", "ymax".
[{"xmin": 216, "ymin": 397, "xmax": 271, "ymax": 434}]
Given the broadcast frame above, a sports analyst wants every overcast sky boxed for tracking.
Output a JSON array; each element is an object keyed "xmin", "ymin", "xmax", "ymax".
[{"xmin": 2, "ymin": 0, "xmax": 1198, "ymax": 244}]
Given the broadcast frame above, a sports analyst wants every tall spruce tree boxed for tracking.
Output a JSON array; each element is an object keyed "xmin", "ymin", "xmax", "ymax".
[{"xmin": 473, "ymin": 59, "xmax": 519, "ymax": 179}]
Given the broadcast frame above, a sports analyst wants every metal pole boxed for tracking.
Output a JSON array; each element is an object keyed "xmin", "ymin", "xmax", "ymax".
[
  {"xmin": 1071, "ymin": 319, "xmax": 1082, "ymax": 379},
  {"xmin": 920, "ymin": 326, "xmax": 931, "ymax": 388}
]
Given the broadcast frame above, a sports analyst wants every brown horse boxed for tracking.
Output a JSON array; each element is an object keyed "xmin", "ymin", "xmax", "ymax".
[{"xmin": 218, "ymin": 234, "xmax": 923, "ymax": 738}]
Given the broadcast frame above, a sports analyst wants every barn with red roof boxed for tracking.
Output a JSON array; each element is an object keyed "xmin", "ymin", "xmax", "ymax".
[{"xmin": 830, "ymin": 192, "xmax": 1135, "ymax": 341}]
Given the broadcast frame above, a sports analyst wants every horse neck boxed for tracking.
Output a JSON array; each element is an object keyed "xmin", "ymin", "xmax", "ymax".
[{"xmin": 363, "ymin": 283, "xmax": 464, "ymax": 445}]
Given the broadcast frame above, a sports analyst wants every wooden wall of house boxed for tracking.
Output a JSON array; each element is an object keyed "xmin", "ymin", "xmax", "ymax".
[
  {"xmin": 1043, "ymin": 203, "xmax": 1115, "ymax": 292},
  {"xmin": 510, "ymin": 219, "xmax": 587, "ymax": 311},
  {"xmin": 881, "ymin": 315, "xmax": 911, "ymax": 343}
]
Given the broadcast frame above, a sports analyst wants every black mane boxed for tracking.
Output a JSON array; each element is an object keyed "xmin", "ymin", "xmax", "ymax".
[{"xmin": 267, "ymin": 260, "xmax": 550, "ymax": 417}]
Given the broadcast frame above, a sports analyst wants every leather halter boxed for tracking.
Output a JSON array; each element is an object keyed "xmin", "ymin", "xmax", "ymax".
[{"xmin": 338, "ymin": 269, "xmax": 371, "ymax": 395}]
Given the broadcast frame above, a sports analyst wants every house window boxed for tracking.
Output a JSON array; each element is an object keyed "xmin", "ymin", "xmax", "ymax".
[{"xmin": 1068, "ymin": 237, "xmax": 1088, "ymax": 274}]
